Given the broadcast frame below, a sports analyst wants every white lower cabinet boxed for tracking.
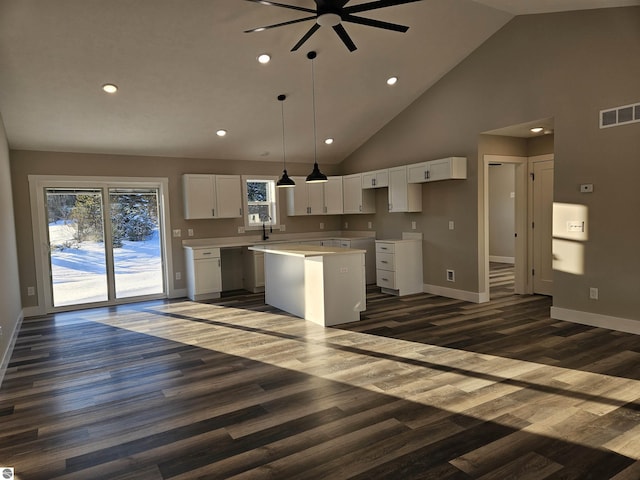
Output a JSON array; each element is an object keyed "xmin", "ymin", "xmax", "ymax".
[
  {"xmin": 375, "ymin": 239, "xmax": 422, "ymax": 296},
  {"xmin": 339, "ymin": 237, "xmax": 376, "ymax": 284},
  {"xmin": 184, "ymin": 247, "xmax": 222, "ymax": 300}
]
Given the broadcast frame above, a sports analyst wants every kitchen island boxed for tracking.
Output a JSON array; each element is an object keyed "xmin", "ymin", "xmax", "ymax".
[{"xmin": 249, "ymin": 243, "xmax": 366, "ymax": 326}]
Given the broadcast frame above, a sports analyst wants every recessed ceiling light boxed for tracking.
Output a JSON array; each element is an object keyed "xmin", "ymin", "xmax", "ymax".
[
  {"xmin": 324, "ymin": 138, "xmax": 334, "ymax": 145},
  {"xmin": 102, "ymin": 83, "xmax": 118, "ymax": 94},
  {"xmin": 216, "ymin": 129, "xmax": 227, "ymax": 137},
  {"xmin": 386, "ymin": 76, "xmax": 398, "ymax": 86},
  {"xmin": 257, "ymin": 53, "xmax": 271, "ymax": 64},
  {"xmin": 530, "ymin": 126, "xmax": 544, "ymax": 133}
]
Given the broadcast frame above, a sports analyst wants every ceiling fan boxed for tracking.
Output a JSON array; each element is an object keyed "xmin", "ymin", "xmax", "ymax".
[{"xmin": 244, "ymin": 0, "xmax": 423, "ymax": 52}]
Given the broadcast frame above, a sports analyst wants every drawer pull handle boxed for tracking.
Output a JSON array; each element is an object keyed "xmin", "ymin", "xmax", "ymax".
[
  {"xmin": 382, "ymin": 278, "xmax": 388, "ymax": 281},
  {"xmin": 381, "ymin": 260, "xmax": 388, "ymax": 264},
  {"xmin": 202, "ymin": 252, "xmax": 212, "ymax": 256}
]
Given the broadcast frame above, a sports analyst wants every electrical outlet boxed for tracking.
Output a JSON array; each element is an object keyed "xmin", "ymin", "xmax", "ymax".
[
  {"xmin": 238, "ymin": 226, "xmax": 245, "ymax": 234},
  {"xmin": 320, "ymin": 222, "xmax": 324, "ymax": 230},
  {"xmin": 280, "ymin": 224, "xmax": 286, "ymax": 232},
  {"xmin": 344, "ymin": 221, "xmax": 348, "ymax": 229},
  {"xmin": 411, "ymin": 221, "xmax": 416, "ymax": 230},
  {"xmin": 187, "ymin": 228, "xmax": 194, "ymax": 237},
  {"xmin": 27, "ymin": 286, "xmax": 35, "ymax": 296},
  {"xmin": 368, "ymin": 221, "xmax": 372, "ymax": 229},
  {"xmin": 589, "ymin": 287, "xmax": 598, "ymax": 300},
  {"xmin": 0, "ymin": 326, "xmax": 3, "ymax": 337},
  {"xmin": 447, "ymin": 269, "xmax": 455, "ymax": 282},
  {"xmin": 175, "ymin": 272, "xmax": 182, "ymax": 281},
  {"xmin": 172, "ymin": 229, "xmax": 181, "ymax": 238},
  {"xmin": 449, "ymin": 221, "xmax": 455, "ymax": 230}
]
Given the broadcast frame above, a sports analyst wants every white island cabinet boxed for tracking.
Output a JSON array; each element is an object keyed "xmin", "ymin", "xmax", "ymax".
[{"xmin": 250, "ymin": 244, "xmax": 366, "ymax": 326}]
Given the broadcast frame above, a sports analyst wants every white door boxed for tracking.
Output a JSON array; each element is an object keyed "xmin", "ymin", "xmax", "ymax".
[{"xmin": 532, "ymin": 160, "xmax": 554, "ymax": 295}]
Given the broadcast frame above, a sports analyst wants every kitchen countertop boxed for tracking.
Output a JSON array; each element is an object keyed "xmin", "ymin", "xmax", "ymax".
[
  {"xmin": 249, "ymin": 243, "xmax": 366, "ymax": 257},
  {"xmin": 182, "ymin": 231, "xmax": 375, "ymax": 249}
]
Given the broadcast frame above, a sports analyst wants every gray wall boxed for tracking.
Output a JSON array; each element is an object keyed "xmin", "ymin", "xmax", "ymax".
[
  {"xmin": 341, "ymin": 7, "xmax": 640, "ymax": 322},
  {"xmin": 0, "ymin": 110, "xmax": 22, "ymax": 381}
]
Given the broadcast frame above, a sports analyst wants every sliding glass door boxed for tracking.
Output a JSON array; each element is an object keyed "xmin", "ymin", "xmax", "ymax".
[{"xmin": 36, "ymin": 179, "xmax": 169, "ymax": 311}]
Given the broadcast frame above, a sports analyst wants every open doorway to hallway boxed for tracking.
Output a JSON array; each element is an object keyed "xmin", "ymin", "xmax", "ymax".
[{"xmin": 481, "ymin": 118, "xmax": 555, "ymax": 300}]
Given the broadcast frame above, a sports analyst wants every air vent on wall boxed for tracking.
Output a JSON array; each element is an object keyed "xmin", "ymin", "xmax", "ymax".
[{"xmin": 600, "ymin": 102, "xmax": 640, "ymax": 128}]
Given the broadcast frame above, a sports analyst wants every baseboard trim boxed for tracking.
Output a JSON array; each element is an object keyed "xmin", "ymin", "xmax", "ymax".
[
  {"xmin": 489, "ymin": 255, "xmax": 515, "ymax": 264},
  {"xmin": 0, "ymin": 311, "xmax": 24, "ymax": 387},
  {"xmin": 170, "ymin": 288, "xmax": 187, "ymax": 299},
  {"xmin": 551, "ymin": 306, "xmax": 640, "ymax": 335},
  {"xmin": 23, "ymin": 305, "xmax": 45, "ymax": 318},
  {"xmin": 423, "ymin": 284, "xmax": 488, "ymax": 304}
]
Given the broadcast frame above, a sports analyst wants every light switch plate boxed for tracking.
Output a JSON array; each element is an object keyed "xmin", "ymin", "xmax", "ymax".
[
  {"xmin": 172, "ymin": 229, "xmax": 181, "ymax": 237},
  {"xmin": 449, "ymin": 221, "xmax": 455, "ymax": 230}
]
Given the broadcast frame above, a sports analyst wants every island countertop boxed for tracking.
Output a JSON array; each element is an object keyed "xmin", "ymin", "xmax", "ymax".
[{"xmin": 249, "ymin": 243, "xmax": 366, "ymax": 257}]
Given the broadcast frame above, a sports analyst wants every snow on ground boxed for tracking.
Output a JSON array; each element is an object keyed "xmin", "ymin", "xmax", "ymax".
[{"xmin": 49, "ymin": 221, "xmax": 163, "ymax": 306}]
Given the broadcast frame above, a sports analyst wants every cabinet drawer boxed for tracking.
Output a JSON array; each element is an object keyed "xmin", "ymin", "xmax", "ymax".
[
  {"xmin": 376, "ymin": 270, "xmax": 396, "ymax": 289},
  {"xmin": 193, "ymin": 248, "xmax": 220, "ymax": 260},
  {"xmin": 376, "ymin": 252, "xmax": 395, "ymax": 270},
  {"xmin": 376, "ymin": 242, "xmax": 395, "ymax": 254}
]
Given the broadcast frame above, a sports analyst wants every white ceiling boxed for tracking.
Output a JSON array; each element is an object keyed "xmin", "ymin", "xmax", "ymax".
[{"xmin": 0, "ymin": 0, "xmax": 636, "ymax": 165}]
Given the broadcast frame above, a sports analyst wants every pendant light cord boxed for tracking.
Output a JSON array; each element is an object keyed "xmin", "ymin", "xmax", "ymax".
[
  {"xmin": 311, "ymin": 54, "xmax": 318, "ymax": 165},
  {"xmin": 280, "ymin": 97, "xmax": 287, "ymax": 169}
]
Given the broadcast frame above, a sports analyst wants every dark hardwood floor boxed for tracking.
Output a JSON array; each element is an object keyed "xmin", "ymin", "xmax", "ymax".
[{"xmin": 1, "ymin": 265, "xmax": 639, "ymax": 479}]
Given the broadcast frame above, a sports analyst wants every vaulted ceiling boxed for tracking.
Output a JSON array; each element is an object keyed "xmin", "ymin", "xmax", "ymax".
[{"xmin": 0, "ymin": 0, "xmax": 637, "ymax": 164}]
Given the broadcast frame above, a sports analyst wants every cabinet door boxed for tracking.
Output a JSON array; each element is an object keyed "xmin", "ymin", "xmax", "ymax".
[
  {"xmin": 427, "ymin": 157, "xmax": 467, "ymax": 182},
  {"xmin": 407, "ymin": 162, "xmax": 429, "ymax": 183},
  {"xmin": 362, "ymin": 170, "xmax": 389, "ymax": 188},
  {"xmin": 323, "ymin": 176, "xmax": 343, "ymax": 214},
  {"xmin": 183, "ymin": 174, "xmax": 216, "ymax": 219},
  {"xmin": 194, "ymin": 258, "xmax": 221, "ymax": 294},
  {"xmin": 215, "ymin": 175, "xmax": 242, "ymax": 218},
  {"xmin": 342, "ymin": 174, "xmax": 363, "ymax": 213},
  {"xmin": 287, "ymin": 177, "xmax": 309, "ymax": 216},
  {"xmin": 307, "ymin": 182, "xmax": 324, "ymax": 215},
  {"xmin": 388, "ymin": 167, "xmax": 408, "ymax": 212},
  {"xmin": 388, "ymin": 166, "xmax": 421, "ymax": 212}
]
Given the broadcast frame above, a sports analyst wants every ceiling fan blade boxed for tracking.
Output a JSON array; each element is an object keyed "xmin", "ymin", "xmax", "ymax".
[
  {"xmin": 291, "ymin": 23, "xmax": 321, "ymax": 51},
  {"xmin": 244, "ymin": 0, "xmax": 315, "ymax": 14},
  {"xmin": 332, "ymin": 24, "xmax": 357, "ymax": 52},
  {"xmin": 342, "ymin": 14, "xmax": 408, "ymax": 33},
  {"xmin": 344, "ymin": 0, "xmax": 423, "ymax": 15},
  {"xmin": 244, "ymin": 16, "xmax": 317, "ymax": 33}
]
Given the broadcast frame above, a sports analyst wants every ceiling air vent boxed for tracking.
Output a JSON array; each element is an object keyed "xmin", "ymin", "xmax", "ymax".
[{"xmin": 600, "ymin": 101, "xmax": 640, "ymax": 128}]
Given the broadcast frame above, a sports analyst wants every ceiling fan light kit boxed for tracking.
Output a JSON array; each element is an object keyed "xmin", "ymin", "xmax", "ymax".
[{"xmin": 244, "ymin": 0, "xmax": 422, "ymax": 52}]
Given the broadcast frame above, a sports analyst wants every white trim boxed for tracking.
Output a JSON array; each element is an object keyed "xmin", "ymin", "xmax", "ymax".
[
  {"xmin": 481, "ymin": 154, "xmax": 528, "ymax": 300},
  {"xmin": 0, "ymin": 312, "xmax": 23, "ymax": 386},
  {"xmin": 423, "ymin": 283, "xmax": 489, "ymax": 304},
  {"xmin": 28, "ymin": 175, "xmax": 175, "ymax": 313},
  {"xmin": 551, "ymin": 307, "xmax": 640, "ymax": 335},
  {"xmin": 489, "ymin": 255, "xmax": 515, "ymax": 264},
  {"xmin": 23, "ymin": 306, "xmax": 45, "ymax": 318},
  {"xmin": 171, "ymin": 288, "xmax": 188, "ymax": 299}
]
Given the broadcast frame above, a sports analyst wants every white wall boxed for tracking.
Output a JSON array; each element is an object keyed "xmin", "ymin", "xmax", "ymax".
[{"xmin": 0, "ymin": 110, "xmax": 23, "ymax": 385}]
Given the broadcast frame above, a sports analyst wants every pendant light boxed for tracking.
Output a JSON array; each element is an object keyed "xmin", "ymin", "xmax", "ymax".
[
  {"xmin": 276, "ymin": 94, "xmax": 295, "ymax": 188},
  {"xmin": 305, "ymin": 51, "xmax": 328, "ymax": 183}
]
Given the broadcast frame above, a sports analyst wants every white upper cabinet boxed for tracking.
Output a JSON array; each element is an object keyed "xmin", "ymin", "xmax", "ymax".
[
  {"xmin": 361, "ymin": 169, "xmax": 389, "ymax": 189},
  {"xmin": 388, "ymin": 166, "xmax": 422, "ymax": 213},
  {"xmin": 343, "ymin": 173, "xmax": 376, "ymax": 214},
  {"xmin": 286, "ymin": 177, "xmax": 326, "ymax": 216},
  {"xmin": 323, "ymin": 176, "xmax": 344, "ymax": 215},
  {"xmin": 183, "ymin": 174, "xmax": 242, "ymax": 219},
  {"xmin": 407, "ymin": 157, "xmax": 467, "ymax": 183}
]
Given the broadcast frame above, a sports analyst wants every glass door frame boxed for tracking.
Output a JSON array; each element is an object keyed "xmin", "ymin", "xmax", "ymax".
[{"xmin": 29, "ymin": 175, "xmax": 176, "ymax": 314}]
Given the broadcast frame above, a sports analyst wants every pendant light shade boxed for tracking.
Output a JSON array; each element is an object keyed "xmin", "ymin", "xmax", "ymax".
[
  {"xmin": 276, "ymin": 94, "xmax": 295, "ymax": 188},
  {"xmin": 305, "ymin": 51, "xmax": 328, "ymax": 184}
]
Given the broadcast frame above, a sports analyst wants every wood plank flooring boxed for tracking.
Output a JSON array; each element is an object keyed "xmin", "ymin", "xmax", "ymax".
[{"xmin": 1, "ymin": 265, "xmax": 639, "ymax": 479}]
